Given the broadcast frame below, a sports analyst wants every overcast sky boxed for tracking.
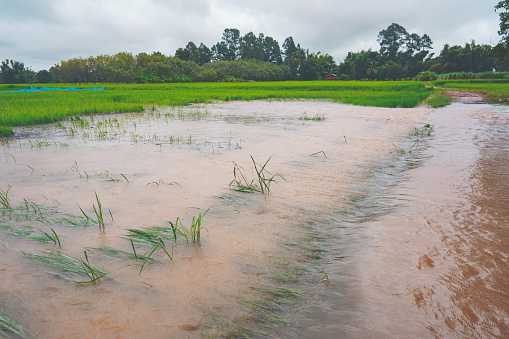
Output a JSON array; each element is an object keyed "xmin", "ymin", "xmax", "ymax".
[{"xmin": 0, "ymin": 0, "xmax": 502, "ymax": 71}]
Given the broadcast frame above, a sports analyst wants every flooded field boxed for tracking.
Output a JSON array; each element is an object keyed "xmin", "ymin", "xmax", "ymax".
[{"xmin": 0, "ymin": 98, "xmax": 507, "ymax": 338}]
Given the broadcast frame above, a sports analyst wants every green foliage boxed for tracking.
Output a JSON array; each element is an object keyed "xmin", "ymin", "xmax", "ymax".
[
  {"xmin": 437, "ymin": 72, "xmax": 509, "ymax": 79},
  {"xmin": 377, "ymin": 23, "xmax": 432, "ymax": 59},
  {"xmin": 0, "ymin": 59, "xmax": 36, "ymax": 84},
  {"xmin": 415, "ymin": 71, "xmax": 438, "ymax": 81},
  {"xmin": 496, "ymin": 1, "xmax": 509, "ymax": 43},
  {"xmin": 424, "ymin": 42, "xmax": 495, "ymax": 73}
]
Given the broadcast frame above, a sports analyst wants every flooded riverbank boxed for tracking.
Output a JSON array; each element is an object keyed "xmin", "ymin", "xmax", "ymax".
[
  {"xmin": 1, "ymin": 98, "xmax": 507, "ymax": 338},
  {"xmin": 0, "ymin": 100, "xmax": 429, "ymax": 338},
  {"xmin": 285, "ymin": 99, "xmax": 509, "ymax": 338}
]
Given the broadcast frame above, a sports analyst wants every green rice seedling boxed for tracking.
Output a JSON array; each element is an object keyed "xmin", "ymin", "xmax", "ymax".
[
  {"xmin": 0, "ymin": 185, "xmax": 12, "ymax": 209},
  {"xmin": 122, "ymin": 228, "xmax": 173, "ymax": 272},
  {"xmin": 230, "ymin": 156, "xmax": 284, "ymax": 195},
  {"xmin": 138, "ymin": 239, "xmax": 172, "ymax": 274},
  {"xmin": 89, "ymin": 246, "xmax": 153, "ymax": 261},
  {"xmin": 230, "ymin": 161, "xmax": 261, "ymax": 194},
  {"xmin": 123, "ymin": 228, "xmax": 172, "ymax": 245},
  {"xmin": 300, "ymin": 112, "xmax": 325, "ymax": 121},
  {"xmin": 170, "ymin": 209, "xmax": 209, "ymax": 243},
  {"xmin": 21, "ymin": 250, "xmax": 109, "ymax": 283},
  {"xmin": 315, "ymin": 268, "xmax": 329, "ymax": 282},
  {"xmin": 6, "ymin": 153, "xmax": 16, "ymax": 163},
  {"xmin": 147, "ymin": 179, "xmax": 179, "ymax": 186},
  {"xmin": 42, "ymin": 227, "xmax": 61, "ymax": 248},
  {"xmin": 92, "ymin": 192, "xmax": 105, "ymax": 231},
  {"xmin": 78, "ymin": 192, "xmax": 106, "ymax": 231},
  {"xmin": 0, "ymin": 309, "xmax": 27, "ymax": 338},
  {"xmin": 309, "ymin": 151, "xmax": 327, "ymax": 158}
]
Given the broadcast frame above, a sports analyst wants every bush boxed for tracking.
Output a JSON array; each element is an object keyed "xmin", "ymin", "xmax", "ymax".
[{"xmin": 415, "ymin": 71, "xmax": 438, "ymax": 81}]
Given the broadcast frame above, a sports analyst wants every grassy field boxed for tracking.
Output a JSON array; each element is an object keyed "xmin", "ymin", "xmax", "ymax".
[
  {"xmin": 432, "ymin": 79, "xmax": 509, "ymax": 103},
  {"xmin": 0, "ymin": 81, "xmax": 433, "ymax": 137}
]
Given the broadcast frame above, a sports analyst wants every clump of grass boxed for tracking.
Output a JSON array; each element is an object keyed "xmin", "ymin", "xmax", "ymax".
[
  {"xmin": 0, "ymin": 309, "xmax": 27, "ymax": 338},
  {"xmin": 0, "ymin": 185, "xmax": 12, "ymax": 209},
  {"xmin": 78, "ymin": 192, "xmax": 108, "ymax": 232},
  {"xmin": 122, "ymin": 228, "xmax": 174, "ymax": 274},
  {"xmin": 0, "ymin": 125, "xmax": 14, "ymax": 137},
  {"xmin": 21, "ymin": 250, "xmax": 109, "ymax": 284},
  {"xmin": 169, "ymin": 209, "xmax": 209, "ymax": 242},
  {"xmin": 409, "ymin": 124, "xmax": 434, "ymax": 139},
  {"xmin": 299, "ymin": 112, "xmax": 325, "ymax": 121},
  {"xmin": 230, "ymin": 156, "xmax": 284, "ymax": 195},
  {"xmin": 147, "ymin": 179, "xmax": 179, "ymax": 186},
  {"xmin": 426, "ymin": 91, "xmax": 450, "ymax": 108}
]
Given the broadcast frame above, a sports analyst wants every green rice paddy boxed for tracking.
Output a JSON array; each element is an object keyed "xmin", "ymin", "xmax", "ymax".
[{"xmin": 0, "ymin": 81, "xmax": 433, "ymax": 137}]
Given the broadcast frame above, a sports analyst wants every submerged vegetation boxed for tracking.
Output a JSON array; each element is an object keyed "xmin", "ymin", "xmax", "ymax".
[{"xmin": 0, "ymin": 308, "xmax": 27, "ymax": 338}]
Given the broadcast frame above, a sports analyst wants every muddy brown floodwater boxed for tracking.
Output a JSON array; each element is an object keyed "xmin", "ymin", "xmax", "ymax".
[{"xmin": 0, "ymin": 98, "xmax": 507, "ymax": 338}]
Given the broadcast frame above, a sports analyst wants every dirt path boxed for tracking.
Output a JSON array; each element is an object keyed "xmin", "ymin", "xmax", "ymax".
[{"xmin": 447, "ymin": 90, "xmax": 488, "ymax": 104}]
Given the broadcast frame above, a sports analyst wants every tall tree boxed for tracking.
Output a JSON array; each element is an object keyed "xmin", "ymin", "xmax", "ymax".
[
  {"xmin": 239, "ymin": 32, "xmax": 264, "ymax": 60},
  {"xmin": 282, "ymin": 37, "xmax": 297, "ymax": 63},
  {"xmin": 377, "ymin": 23, "xmax": 409, "ymax": 59},
  {"xmin": 221, "ymin": 28, "xmax": 240, "ymax": 61},
  {"xmin": 263, "ymin": 36, "xmax": 283, "ymax": 64},
  {"xmin": 1, "ymin": 59, "xmax": 34, "ymax": 84},
  {"xmin": 495, "ymin": 1, "xmax": 509, "ymax": 70},
  {"xmin": 496, "ymin": 0, "xmax": 509, "ymax": 44},
  {"xmin": 197, "ymin": 43, "xmax": 211, "ymax": 65}
]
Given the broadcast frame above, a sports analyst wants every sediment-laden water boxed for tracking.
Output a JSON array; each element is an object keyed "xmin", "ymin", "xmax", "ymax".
[
  {"xmin": 282, "ymin": 98, "xmax": 509, "ymax": 339},
  {"xmin": 1, "ymin": 98, "xmax": 507, "ymax": 338}
]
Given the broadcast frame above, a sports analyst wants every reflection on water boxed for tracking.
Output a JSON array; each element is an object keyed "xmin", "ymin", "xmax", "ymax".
[{"xmin": 2, "ymin": 99, "xmax": 507, "ymax": 338}]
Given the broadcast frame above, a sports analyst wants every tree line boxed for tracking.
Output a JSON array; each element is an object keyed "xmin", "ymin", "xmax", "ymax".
[{"xmin": 1, "ymin": 1, "xmax": 508, "ymax": 84}]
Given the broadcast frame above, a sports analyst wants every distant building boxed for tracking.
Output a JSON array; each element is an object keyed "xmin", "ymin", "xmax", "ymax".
[{"xmin": 323, "ymin": 74, "xmax": 337, "ymax": 80}]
